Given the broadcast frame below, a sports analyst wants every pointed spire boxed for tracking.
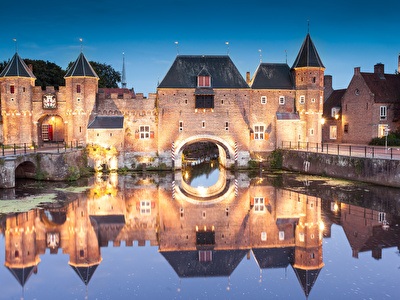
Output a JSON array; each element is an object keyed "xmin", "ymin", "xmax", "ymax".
[
  {"xmin": 0, "ymin": 52, "xmax": 36, "ymax": 78},
  {"xmin": 65, "ymin": 52, "xmax": 98, "ymax": 78},
  {"xmin": 292, "ymin": 34, "xmax": 324, "ymax": 69},
  {"xmin": 122, "ymin": 52, "xmax": 127, "ymax": 88}
]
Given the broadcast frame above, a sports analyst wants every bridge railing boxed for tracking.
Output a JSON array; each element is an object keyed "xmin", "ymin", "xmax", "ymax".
[
  {"xmin": 0, "ymin": 141, "xmax": 84, "ymax": 157},
  {"xmin": 280, "ymin": 141, "xmax": 400, "ymax": 160}
]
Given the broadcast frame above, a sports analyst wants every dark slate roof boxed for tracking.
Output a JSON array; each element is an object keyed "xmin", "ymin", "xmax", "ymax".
[
  {"xmin": 361, "ymin": 73, "xmax": 400, "ymax": 103},
  {"xmin": 161, "ymin": 249, "xmax": 247, "ymax": 277},
  {"xmin": 292, "ymin": 267, "xmax": 322, "ymax": 297},
  {"xmin": 323, "ymin": 89, "xmax": 346, "ymax": 118},
  {"xmin": 70, "ymin": 264, "xmax": 99, "ymax": 286},
  {"xmin": 0, "ymin": 53, "xmax": 36, "ymax": 78},
  {"xmin": 292, "ymin": 34, "xmax": 324, "ymax": 69},
  {"xmin": 64, "ymin": 52, "xmax": 98, "ymax": 78},
  {"xmin": 251, "ymin": 63, "xmax": 294, "ymax": 89},
  {"xmin": 87, "ymin": 116, "xmax": 124, "ymax": 129},
  {"xmin": 6, "ymin": 266, "xmax": 36, "ymax": 287},
  {"xmin": 158, "ymin": 55, "xmax": 248, "ymax": 88},
  {"xmin": 252, "ymin": 247, "xmax": 294, "ymax": 269}
]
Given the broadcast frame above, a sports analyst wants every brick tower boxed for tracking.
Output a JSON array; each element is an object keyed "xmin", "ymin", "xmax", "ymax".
[
  {"xmin": 292, "ymin": 34, "xmax": 325, "ymax": 144},
  {"xmin": 64, "ymin": 52, "xmax": 98, "ymax": 145},
  {"xmin": 0, "ymin": 52, "xmax": 36, "ymax": 144}
]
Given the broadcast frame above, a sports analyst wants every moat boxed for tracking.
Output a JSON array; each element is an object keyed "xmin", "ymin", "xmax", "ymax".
[{"xmin": 0, "ymin": 165, "xmax": 399, "ymax": 300}]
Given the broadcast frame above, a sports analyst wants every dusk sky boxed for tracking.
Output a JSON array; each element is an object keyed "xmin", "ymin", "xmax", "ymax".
[{"xmin": 1, "ymin": 0, "xmax": 399, "ymax": 95}]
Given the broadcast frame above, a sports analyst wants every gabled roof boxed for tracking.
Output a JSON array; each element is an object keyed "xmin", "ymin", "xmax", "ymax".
[
  {"xmin": 158, "ymin": 55, "xmax": 248, "ymax": 89},
  {"xmin": 360, "ymin": 73, "xmax": 400, "ymax": 103},
  {"xmin": 65, "ymin": 52, "xmax": 98, "ymax": 78},
  {"xmin": 0, "ymin": 52, "xmax": 36, "ymax": 78},
  {"xmin": 251, "ymin": 63, "xmax": 294, "ymax": 89},
  {"xmin": 292, "ymin": 34, "xmax": 324, "ymax": 69},
  {"xmin": 323, "ymin": 89, "xmax": 346, "ymax": 118},
  {"xmin": 87, "ymin": 116, "xmax": 124, "ymax": 129}
]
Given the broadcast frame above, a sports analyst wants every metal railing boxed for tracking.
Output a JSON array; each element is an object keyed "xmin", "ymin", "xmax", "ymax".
[
  {"xmin": 281, "ymin": 141, "xmax": 400, "ymax": 160},
  {"xmin": 1, "ymin": 141, "xmax": 84, "ymax": 157}
]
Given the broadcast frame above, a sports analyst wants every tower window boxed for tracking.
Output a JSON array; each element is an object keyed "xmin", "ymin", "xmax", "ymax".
[
  {"xmin": 261, "ymin": 96, "xmax": 267, "ymax": 104},
  {"xmin": 139, "ymin": 125, "xmax": 150, "ymax": 139},
  {"xmin": 179, "ymin": 121, "xmax": 183, "ymax": 132},
  {"xmin": 299, "ymin": 95, "xmax": 305, "ymax": 104},
  {"xmin": 225, "ymin": 122, "xmax": 229, "ymax": 131},
  {"xmin": 77, "ymin": 84, "xmax": 81, "ymax": 93},
  {"xmin": 195, "ymin": 95, "xmax": 214, "ymax": 109},
  {"xmin": 279, "ymin": 96, "xmax": 285, "ymax": 105},
  {"xmin": 10, "ymin": 85, "xmax": 15, "ymax": 94}
]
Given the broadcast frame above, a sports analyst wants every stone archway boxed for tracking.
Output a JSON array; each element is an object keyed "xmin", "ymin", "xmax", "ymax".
[
  {"xmin": 173, "ymin": 135, "xmax": 235, "ymax": 169},
  {"xmin": 15, "ymin": 161, "xmax": 36, "ymax": 179},
  {"xmin": 37, "ymin": 114, "xmax": 65, "ymax": 146}
]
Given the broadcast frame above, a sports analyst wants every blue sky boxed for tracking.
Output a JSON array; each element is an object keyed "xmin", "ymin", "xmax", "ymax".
[{"xmin": 1, "ymin": 0, "xmax": 399, "ymax": 95}]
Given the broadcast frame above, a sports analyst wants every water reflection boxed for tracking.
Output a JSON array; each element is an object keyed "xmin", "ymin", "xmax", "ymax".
[{"xmin": 0, "ymin": 171, "xmax": 399, "ymax": 299}]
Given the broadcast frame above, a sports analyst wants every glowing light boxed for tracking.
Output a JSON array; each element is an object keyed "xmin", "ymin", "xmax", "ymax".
[
  {"xmin": 334, "ymin": 114, "xmax": 339, "ymax": 120},
  {"xmin": 319, "ymin": 221, "xmax": 325, "ymax": 231},
  {"xmin": 320, "ymin": 118, "xmax": 326, "ymax": 125}
]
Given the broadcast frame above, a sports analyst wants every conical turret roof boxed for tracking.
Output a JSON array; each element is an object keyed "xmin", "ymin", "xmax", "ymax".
[
  {"xmin": 65, "ymin": 52, "xmax": 98, "ymax": 78},
  {"xmin": 0, "ymin": 52, "xmax": 36, "ymax": 78},
  {"xmin": 292, "ymin": 34, "xmax": 324, "ymax": 69}
]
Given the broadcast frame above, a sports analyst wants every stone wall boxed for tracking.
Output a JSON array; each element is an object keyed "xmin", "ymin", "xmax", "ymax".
[{"xmin": 281, "ymin": 150, "xmax": 400, "ymax": 187}]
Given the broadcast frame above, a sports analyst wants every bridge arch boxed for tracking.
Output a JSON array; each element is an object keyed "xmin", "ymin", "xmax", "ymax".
[
  {"xmin": 173, "ymin": 135, "xmax": 235, "ymax": 169},
  {"xmin": 15, "ymin": 161, "xmax": 36, "ymax": 179}
]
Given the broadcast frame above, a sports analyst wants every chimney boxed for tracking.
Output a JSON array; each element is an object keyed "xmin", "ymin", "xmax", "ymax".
[
  {"xmin": 246, "ymin": 71, "xmax": 251, "ymax": 84},
  {"xmin": 354, "ymin": 67, "xmax": 361, "ymax": 75},
  {"xmin": 398, "ymin": 53, "xmax": 400, "ymax": 73},
  {"xmin": 374, "ymin": 63, "xmax": 385, "ymax": 79}
]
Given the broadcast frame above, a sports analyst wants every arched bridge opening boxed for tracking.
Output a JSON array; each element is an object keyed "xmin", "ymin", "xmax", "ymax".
[
  {"xmin": 15, "ymin": 161, "xmax": 37, "ymax": 179},
  {"xmin": 174, "ymin": 135, "xmax": 235, "ymax": 170}
]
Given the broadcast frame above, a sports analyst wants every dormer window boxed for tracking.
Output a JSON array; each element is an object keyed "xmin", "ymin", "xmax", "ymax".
[{"xmin": 198, "ymin": 75, "xmax": 211, "ymax": 87}]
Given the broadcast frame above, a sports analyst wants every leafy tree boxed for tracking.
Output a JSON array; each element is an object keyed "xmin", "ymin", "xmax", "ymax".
[
  {"xmin": 24, "ymin": 59, "xmax": 66, "ymax": 89},
  {"xmin": 89, "ymin": 61, "xmax": 121, "ymax": 88}
]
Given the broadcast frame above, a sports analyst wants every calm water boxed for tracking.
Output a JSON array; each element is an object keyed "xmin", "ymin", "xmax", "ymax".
[{"xmin": 0, "ymin": 167, "xmax": 399, "ymax": 300}]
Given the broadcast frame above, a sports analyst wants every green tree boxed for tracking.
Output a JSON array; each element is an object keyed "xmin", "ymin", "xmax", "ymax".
[
  {"xmin": 89, "ymin": 61, "xmax": 121, "ymax": 88},
  {"xmin": 24, "ymin": 59, "xmax": 66, "ymax": 89}
]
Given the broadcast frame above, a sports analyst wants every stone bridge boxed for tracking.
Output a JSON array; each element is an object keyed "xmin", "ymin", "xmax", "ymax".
[{"xmin": 0, "ymin": 150, "xmax": 85, "ymax": 188}]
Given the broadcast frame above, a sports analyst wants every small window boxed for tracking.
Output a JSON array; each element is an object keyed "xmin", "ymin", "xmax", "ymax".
[
  {"xmin": 10, "ymin": 85, "xmax": 15, "ymax": 94},
  {"xmin": 110, "ymin": 133, "xmax": 113, "ymax": 137},
  {"xmin": 344, "ymin": 123, "xmax": 349, "ymax": 133},
  {"xmin": 195, "ymin": 95, "xmax": 214, "ymax": 109},
  {"xmin": 254, "ymin": 197, "xmax": 265, "ymax": 213},
  {"xmin": 330, "ymin": 126, "xmax": 337, "ymax": 140},
  {"xmin": 261, "ymin": 96, "xmax": 267, "ymax": 104},
  {"xmin": 331, "ymin": 107, "xmax": 340, "ymax": 118},
  {"xmin": 198, "ymin": 75, "xmax": 211, "ymax": 87},
  {"xmin": 139, "ymin": 125, "xmax": 150, "ymax": 139},
  {"xmin": 202, "ymin": 121, "xmax": 205, "ymax": 128},
  {"xmin": 225, "ymin": 122, "xmax": 229, "ymax": 131},
  {"xmin": 254, "ymin": 125, "xmax": 265, "ymax": 140},
  {"xmin": 185, "ymin": 99, "xmax": 188, "ymax": 104},
  {"xmin": 380, "ymin": 106, "xmax": 387, "ymax": 120},
  {"xmin": 309, "ymin": 128, "xmax": 314, "ymax": 136},
  {"xmin": 311, "ymin": 98, "xmax": 316, "ymax": 103},
  {"xmin": 279, "ymin": 96, "xmax": 285, "ymax": 105},
  {"xmin": 140, "ymin": 200, "xmax": 151, "ymax": 215},
  {"xmin": 77, "ymin": 98, "xmax": 81, "ymax": 102},
  {"xmin": 299, "ymin": 95, "xmax": 305, "ymax": 104},
  {"xmin": 279, "ymin": 231, "xmax": 285, "ymax": 241},
  {"xmin": 23, "ymin": 87, "xmax": 26, "ymax": 92},
  {"xmin": 76, "ymin": 84, "xmax": 81, "ymax": 93},
  {"xmin": 179, "ymin": 121, "xmax": 183, "ymax": 132},
  {"xmin": 299, "ymin": 232, "xmax": 305, "ymax": 242},
  {"xmin": 261, "ymin": 232, "xmax": 267, "ymax": 241},
  {"xmin": 312, "ymin": 77, "xmax": 316, "ymax": 83}
]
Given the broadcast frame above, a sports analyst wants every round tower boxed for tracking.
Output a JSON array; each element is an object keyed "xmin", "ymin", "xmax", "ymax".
[
  {"xmin": 0, "ymin": 53, "xmax": 36, "ymax": 144},
  {"xmin": 292, "ymin": 34, "xmax": 325, "ymax": 144},
  {"xmin": 64, "ymin": 52, "xmax": 99, "ymax": 145}
]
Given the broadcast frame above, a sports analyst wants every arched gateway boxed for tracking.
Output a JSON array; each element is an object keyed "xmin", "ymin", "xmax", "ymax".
[{"xmin": 173, "ymin": 135, "xmax": 234, "ymax": 169}]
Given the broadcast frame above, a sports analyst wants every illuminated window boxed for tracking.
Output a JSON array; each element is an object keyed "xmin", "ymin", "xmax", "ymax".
[
  {"xmin": 254, "ymin": 125, "xmax": 264, "ymax": 140},
  {"xmin": 261, "ymin": 96, "xmax": 267, "ymax": 104},
  {"xmin": 139, "ymin": 125, "xmax": 150, "ymax": 139},
  {"xmin": 380, "ymin": 106, "xmax": 387, "ymax": 120},
  {"xmin": 299, "ymin": 232, "xmax": 305, "ymax": 242},
  {"xmin": 279, "ymin": 231, "xmax": 285, "ymax": 241},
  {"xmin": 279, "ymin": 96, "xmax": 285, "ymax": 105},
  {"xmin": 198, "ymin": 75, "xmax": 211, "ymax": 87},
  {"xmin": 254, "ymin": 197, "xmax": 265, "ymax": 213},
  {"xmin": 140, "ymin": 200, "xmax": 151, "ymax": 215},
  {"xmin": 378, "ymin": 212, "xmax": 386, "ymax": 223},
  {"xmin": 299, "ymin": 95, "xmax": 305, "ymax": 104},
  {"xmin": 330, "ymin": 126, "xmax": 337, "ymax": 139},
  {"xmin": 331, "ymin": 107, "xmax": 340, "ymax": 118},
  {"xmin": 261, "ymin": 232, "xmax": 267, "ymax": 241}
]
